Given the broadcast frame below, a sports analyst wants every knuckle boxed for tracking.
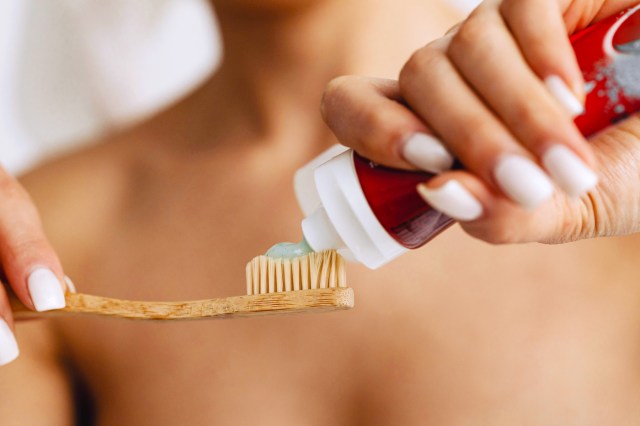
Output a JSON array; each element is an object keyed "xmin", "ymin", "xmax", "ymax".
[
  {"xmin": 4, "ymin": 235, "xmax": 49, "ymax": 265},
  {"xmin": 399, "ymin": 52, "xmax": 422, "ymax": 87},
  {"xmin": 399, "ymin": 47, "xmax": 444, "ymax": 92},
  {"xmin": 451, "ymin": 18, "xmax": 483, "ymax": 50},
  {"xmin": 449, "ymin": 11, "xmax": 500, "ymax": 59},
  {"xmin": 323, "ymin": 76, "xmax": 354, "ymax": 100},
  {"xmin": 320, "ymin": 76, "xmax": 362, "ymax": 121},
  {"xmin": 552, "ymin": 194, "xmax": 590, "ymax": 243}
]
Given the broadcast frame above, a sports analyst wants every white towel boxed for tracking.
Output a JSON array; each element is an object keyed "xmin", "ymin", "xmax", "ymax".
[
  {"xmin": 1, "ymin": 0, "xmax": 477, "ymax": 174},
  {"xmin": 2, "ymin": 0, "xmax": 219, "ymax": 174}
]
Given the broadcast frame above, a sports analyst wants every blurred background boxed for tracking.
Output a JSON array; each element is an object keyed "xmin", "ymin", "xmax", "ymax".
[{"xmin": 0, "ymin": 0, "xmax": 482, "ymax": 175}]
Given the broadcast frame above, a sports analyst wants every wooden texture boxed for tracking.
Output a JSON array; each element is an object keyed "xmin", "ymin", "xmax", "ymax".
[
  {"xmin": 10, "ymin": 288, "xmax": 354, "ymax": 320},
  {"xmin": 10, "ymin": 251, "xmax": 353, "ymax": 320}
]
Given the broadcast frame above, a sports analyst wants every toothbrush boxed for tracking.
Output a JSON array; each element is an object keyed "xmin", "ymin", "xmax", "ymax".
[{"xmin": 10, "ymin": 250, "xmax": 353, "ymax": 320}]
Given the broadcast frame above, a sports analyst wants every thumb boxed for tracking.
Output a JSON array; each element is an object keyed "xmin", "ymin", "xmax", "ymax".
[{"xmin": 581, "ymin": 115, "xmax": 640, "ymax": 238}]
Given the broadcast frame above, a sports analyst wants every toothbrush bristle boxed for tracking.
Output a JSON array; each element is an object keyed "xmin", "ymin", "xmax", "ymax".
[{"xmin": 245, "ymin": 250, "xmax": 347, "ymax": 295}]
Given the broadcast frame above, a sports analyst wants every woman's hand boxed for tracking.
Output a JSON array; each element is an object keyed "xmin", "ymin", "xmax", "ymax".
[
  {"xmin": 321, "ymin": 0, "xmax": 640, "ymax": 244},
  {"xmin": 0, "ymin": 168, "xmax": 70, "ymax": 365}
]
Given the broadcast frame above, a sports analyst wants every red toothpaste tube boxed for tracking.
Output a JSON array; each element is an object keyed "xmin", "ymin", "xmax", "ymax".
[
  {"xmin": 295, "ymin": 5, "xmax": 640, "ymax": 269},
  {"xmin": 574, "ymin": 5, "xmax": 640, "ymax": 135}
]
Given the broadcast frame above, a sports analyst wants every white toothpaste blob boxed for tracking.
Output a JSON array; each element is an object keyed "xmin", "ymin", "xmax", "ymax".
[{"xmin": 266, "ymin": 239, "xmax": 314, "ymax": 258}]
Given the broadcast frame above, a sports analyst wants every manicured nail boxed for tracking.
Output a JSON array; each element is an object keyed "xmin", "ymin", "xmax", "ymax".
[
  {"xmin": 494, "ymin": 155, "xmax": 554, "ymax": 209},
  {"xmin": 543, "ymin": 145, "xmax": 598, "ymax": 197},
  {"xmin": 402, "ymin": 133, "xmax": 454, "ymax": 174},
  {"xmin": 64, "ymin": 276, "xmax": 77, "ymax": 294},
  {"xmin": 417, "ymin": 180, "xmax": 483, "ymax": 221},
  {"xmin": 545, "ymin": 75, "xmax": 585, "ymax": 117},
  {"xmin": 0, "ymin": 319, "xmax": 19, "ymax": 366},
  {"xmin": 28, "ymin": 268, "xmax": 66, "ymax": 312}
]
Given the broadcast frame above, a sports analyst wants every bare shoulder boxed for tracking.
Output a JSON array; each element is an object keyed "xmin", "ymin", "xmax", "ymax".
[{"xmin": 18, "ymin": 136, "xmax": 134, "ymax": 271}]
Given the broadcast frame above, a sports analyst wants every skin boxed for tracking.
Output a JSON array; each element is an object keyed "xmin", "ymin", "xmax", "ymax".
[
  {"xmin": 323, "ymin": 0, "xmax": 640, "ymax": 244},
  {"xmin": 1, "ymin": 0, "xmax": 640, "ymax": 424},
  {"xmin": 0, "ymin": 169, "xmax": 68, "ymax": 328}
]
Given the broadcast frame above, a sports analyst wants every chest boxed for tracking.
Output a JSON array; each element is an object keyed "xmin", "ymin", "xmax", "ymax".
[{"xmin": 55, "ymin": 191, "xmax": 640, "ymax": 424}]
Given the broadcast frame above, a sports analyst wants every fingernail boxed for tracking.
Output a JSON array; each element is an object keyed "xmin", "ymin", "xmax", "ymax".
[
  {"xmin": 28, "ymin": 268, "xmax": 66, "ymax": 312},
  {"xmin": 494, "ymin": 155, "xmax": 554, "ymax": 209},
  {"xmin": 0, "ymin": 319, "xmax": 19, "ymax": 366},
  {"xmin": 417, "ymin": 180, "xmax": 483, "ymax": 221},
  {"xmin": 543, "ymin": 145, "xmax": 598, "ymax": 197},
  {"xmin": 64, "ymin": 276, "xmax": 77, "ymax": 294},
  {"xmin": 545, "ymin": 75, "xmax": 585, "ymax": 118},
  {"xmin": 402, "ymin": 133, "xmax": 454, "ymax": 174}
]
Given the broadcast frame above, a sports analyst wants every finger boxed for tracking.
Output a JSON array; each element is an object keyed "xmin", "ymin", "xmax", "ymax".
[
  {"xmin": 500, "ymin": 0, "xmax": 585, "ymax": 104},
  {"xmin": 417, "ymin": 171, "xmax": 487, "ymax": 223},
  {"xmin": 400, "ymin": 39, "xmax": 555, "ymax": 209},
  {"xmin": 417, "ymin": 170, "xmax": 560, "ymax": 244},
  {"xmin": 321, "ymin": 76, "xmax": 454, "ymax": 173},
  {"xmin": 445, "ymin": 21, "xmax": 463, "ymax": 36},
  {"xmin": 579, "ymin": 1, "xmax": 640, "ymax": 28},
  {"xmin": 0, "ymin": 285, "xmax": 20, "ymax": 366},
  {"xmin": 0, "ymin": 170, "xmax": 67, "ymax": 312},
  {"xmin": 446, "ymin": 7, "xmax": 598, "ymax": 196}
]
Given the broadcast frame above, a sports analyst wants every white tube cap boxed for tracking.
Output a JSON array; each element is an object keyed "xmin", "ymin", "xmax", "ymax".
[
  {"xmin": 302, "ymin": 207, "xmax": 346, "ymax": 252},
  {"xmin": 294, "ymin": 145, "xmax": 349, "ymax": 216},
  {"xmin": 308, "ymin": 151, "xmax": 407, "ymax": 269}
]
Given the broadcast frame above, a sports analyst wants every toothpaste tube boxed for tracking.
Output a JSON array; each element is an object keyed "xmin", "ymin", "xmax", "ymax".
[{"xmin": 295, "ymin": 5, "xmax": 640, "ymax": 269}]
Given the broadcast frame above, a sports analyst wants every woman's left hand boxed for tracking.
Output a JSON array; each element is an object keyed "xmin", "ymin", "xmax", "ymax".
[{"xmin": 321, "ymin": 0, "xmax": 640, "ymax": 245}]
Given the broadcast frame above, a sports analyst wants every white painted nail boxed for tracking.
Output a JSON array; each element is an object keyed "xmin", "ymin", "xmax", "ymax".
[
  {"xmin": 545, "ymin": 75, "xmax": 585, "ymax": 118},
  {"xmin": 64, "ymin": 276, "xmax": 77, "ymax": 294},
  {"xmin": 28, "ymin": 268, "xmax": 66, "ymax": 312},
  {"xmin": 0, "ymin": 320, "xmax": 19, "ymax": 366},
  {"xmin": 402, "ymin": 133, "xmax": 454, "ymax": 174},
  {"xmin": 494, "ymin": 155, "xmax": 555, "ymax": 209},
  {"xmin": 417, "ymin": 180, "xmax": 483, "ymax": 221},
  {"xmin": 543, "ymin": 145, "xmax": 598, "ymax": 197}
]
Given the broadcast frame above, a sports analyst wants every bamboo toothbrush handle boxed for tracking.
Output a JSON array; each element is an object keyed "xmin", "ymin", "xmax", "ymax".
[{"xmin": 10, "ymin": 288, "xmax": 354, "ymax": 320}]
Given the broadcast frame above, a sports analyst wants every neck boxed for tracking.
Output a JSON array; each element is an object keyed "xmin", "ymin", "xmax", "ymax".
[{"xmin": 146, "ymin": 0, "xmax": 457, "ymax": 155}]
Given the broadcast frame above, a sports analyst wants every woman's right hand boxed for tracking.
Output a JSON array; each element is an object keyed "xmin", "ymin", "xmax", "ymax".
[
  {"xmin": 0, "ymin": 167, "xmax": 69, "ymax": 365},
  {"xmin": 320, "ymin": 0, "xmax": 640, "ymax": 246}
]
